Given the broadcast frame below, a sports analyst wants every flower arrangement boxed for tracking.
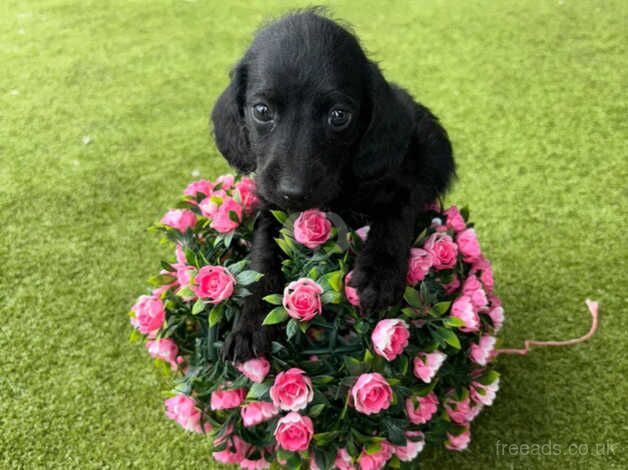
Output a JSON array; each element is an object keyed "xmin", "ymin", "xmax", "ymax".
[{"xmin": 129, "ymin": 174, "xmax": 505, "ymax": 469}]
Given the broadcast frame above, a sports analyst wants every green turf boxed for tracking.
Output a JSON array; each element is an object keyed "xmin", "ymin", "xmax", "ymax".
[{"xmin": 1, "ymin": 0, "xmax": 626, "ymax": 468}]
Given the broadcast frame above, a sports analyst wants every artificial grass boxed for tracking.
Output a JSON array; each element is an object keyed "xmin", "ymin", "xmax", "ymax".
[{"xmin": 0, "ymin": 0, "xmax": 626, "ymax": 468}]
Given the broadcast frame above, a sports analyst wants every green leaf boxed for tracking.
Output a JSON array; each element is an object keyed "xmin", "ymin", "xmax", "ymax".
[
  {"xmin": 227, "ymin": 259, "xmax": 248, "ymax": 275},
  {"xmin": 460, "ymin": 206, "xmax": 470, "ymax": 221},
  {"xmin": 363, "ymin": 349, "xmax": 374, "ymax": 365},
  {"xmin": 442, "ymin": 316, "xmax": 465, "ymax": 328},
  {"xmin": 246, "ymin": 382, "xmax": 270, "ymax": 399},
  {"xmin": 223, "ymin": 230, "xmax": 234, "ymax": 248},
  {"xmin": 433, "ymin": 326, "xmax": 461, "ymax": 349},
  {"xmin": 308, "ymin": 403, "xmax": 325, "ymax": 418},
  {"xmin": 384, "ymin": 420, "xmax": 406, "ymax": 446},
  {"xmin": 403, "ymin": 286, "xmax": 421, "ymax": 308},
  {"xmin": 344, "ymin": 356, "xmax": 365, "ymax": 375},
  {"xmin": 286, "ymin": 318, "xmax": 299, "ymax": 340},
  {"xmin": 148, "ymin": 273, "xmax": 175, "ymax": 287},
  {"xmin": 270, "ymin": 210, "xmax": 288, "ymax": 224},
  {"xmin": 274, "ymin": 237, "xmax": 292, "ymax": 257},
  {"xmin": 160, "ymin": 260, "xmax": 176, "ymax": 272},
  {"xmin": 433, "ymin": 301, "xmax": 452, "ymax": 315},
  {"xmin": 262, "ymin": 294, "xmax": 283, "ymax": 305},
  {"xmin": 176, "ymin": 286, "xmax": 195, "ymax": 298},
  {"xmin": 236, "ymin": 270, "xmax": 264, "ymax": 286},
  {"xmin": 228, "ymin": 210, "xmax": 240, "ymax": 223},
  {"xmin": 401, "ymin": 307, "xmax": 418, "ymax": 319},
  {"xmin": 312, "ymin": 375, "xmax": 334, "ymax": 385},
  {"xmin": 209, "ymin": 304, "xmax": 223, "ymax": 327},
  {"xmin": 477, "ymin": 370, "xmax": 500, "ymax": 386},
  {"xmin": 313, "ymin": 431, "xmax": 339, "ymax": 446},
  {"xmin": 192, "ymin": 298, "xmax": 205, "ymax": 315},
  {"xmin": 299, "ymin": 320, "xmax": 310, "ymax": 334},
  {"xmin": 262, "ymin": 307, "xmax": 289, "ymax": 326},
  {"xmin": 321, "ymin": 291, "xmax": 342, "ymax": 304},
  {"xmin": 365, "ymin": 441, "xmax": 382, "ymax": 455},
  {"xmin": 322, "ymin": 270, "xmax": 343, "ymax": 292}
]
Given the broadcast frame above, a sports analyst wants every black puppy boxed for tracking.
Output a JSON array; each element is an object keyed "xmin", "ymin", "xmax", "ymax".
[{"xmin": 211, "ymin": 10, "xmax": 455, "ymax": 362}]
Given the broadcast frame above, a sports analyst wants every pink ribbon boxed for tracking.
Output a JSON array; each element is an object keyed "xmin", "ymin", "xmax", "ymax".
[{"xmin": 493, "ymin": 299, "xmax": 599, "ymax": 357}]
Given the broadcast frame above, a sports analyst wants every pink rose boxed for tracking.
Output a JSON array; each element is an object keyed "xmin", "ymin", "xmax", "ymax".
[
  {"xmin": 146, "ymin": 338, "xmax": 179, "ymax": 370},
  {"xmin": 198, "ymin": 189, "xmax": 226, "ymax": 218},
  {"xmin": 450, "ymin": 295, "xmax": 480, "ymax": 332},
  {"xmin": 457, "ymin": 228, "xmax": 481, "ymax": 263},
  {"xmin": 355, "ymin": 225, "xmax": 370, "ymax": 241},
  {"xmin": 405, "ymin": 392, "xmax": 439, "ymax": 425},
  {"xmin": 176, "ymin": 265, "xmax": 195, "ymax": 289},
  {"xmin": 213, "ymin": 435, "xmax": 250, "ymax": 465},
  {"xmin": 237, "ymin": 357, "xmax": 271, "ymax": 384},
  {"xmin": 175, "ymin": 244, "xmax": 187, "ymax": 264},
  {"xmin": 371, "ymin": 319, "xmax": 410, "ymax": 361},
  {"xmin": 357, "ymin": 442, "xmax": 393, "ymax": 470},
  {"xmin": 462, "ymin": 275, "xmax": 488, "ymax": 309},
  {"xmin": 442, "ymin": 274, "xmax": 461, "ymax": 294},
  {"xmin": 282, "ymin": 278, "xmax": 323, "ymax": 321},
  {"xmin": 192, "ymin": 265, "xmax": 235, "ymax": 303},
  {"xmin": 393, "ymin": 431, "xmax": 425, "ymax": 462},
  {"xmin": 210, "ymin": 196, "xmax": 242, "ymax": 233},
  {"xmin": 293, "ymin": 209, "xmax": 332, "ymax": 249},
  {"xmin": 131, "ymin": 295, "xmax": 165, "ymax": 334},
  {"xmin": 424, "ymin": 233, "xmax": 458, "ymax": 270},
  {"xmin": 471, "ymin": 256, "xmax": 494, "ymax": 292},
  {"xmin": 164, "ymin": 394, "xmax": 209, "ymax": 433},
  {"xmin": 406, "ymin": 248, "xmax": 433, "ymax": 284},
  {"xmin": 487, "ymin": 306, "xmax": 504, "ymax": 333},
  {"xmin": 470, "ymin": 378, "xmax": 500, "ymax": 406},
  {"xmin": 444, "ymin": 392, "xmax": 483, "ymax": 425},
  {"xmin": 351, "ymin": 373, "xmax": 393, "ymax": 415},
  {"xmin": 184, "ymin": 180, "xmax": 213, "ymax": 197},
  {"xmin": 210, "ymin": 388, "xmax": 246, "ymax": 410},
  {"xmin": 160, "ymin": 209, "xmax": 197, "ymax": 233},
  {"xmin": 270, "ymin": 368, "xmax": 313, "ymax": 411},
  {"xmin": 215, "ymin": 174, "xmax": 235, "ymax": 189},
  {"xmin": 241, "ymin": 455, "xmax": 270, "ymax": 470},
  {"xmin": 344, "ymin": 271, "xmax": 361, "ymax": 306},
  {"xmin": 445, "ymin": 426, "xmax": 471, "ymax": 451},
  {"xmin": 234, "ymin": 177, "xmax": 260, "ymax": 214},
  {"xmin": 413, "ymin": 351, "xmax": 447, "ymax": 383},
  {"xmin": 274, "ymin": 412, "xmax": 314, "ymax": 452},
  {"xmin": 443, "ymin": 206, "xmax": 467, "ymax": 232},
  {"xmin": 335, "ymin": 448, "xmax": 356, "ymax": 470},
  {"xmin": 240, "ymin": 401, "xmax": 279, "ymax": 427},
  {"xmin": 470, "ymin": 335, "xmax": 496, "ymax": 366},
  {"xmin": 489, "ymin": 294, "xmax": 502, "ymax": 308}
]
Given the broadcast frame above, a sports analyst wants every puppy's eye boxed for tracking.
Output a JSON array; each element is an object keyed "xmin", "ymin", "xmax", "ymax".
[
  {"xmin": 252, "ymin": 103, "xmax": 273, "ymax": 123},
  {"xmin": 328, "ymin": 108, "xmax": 352, "ymax": 130}
]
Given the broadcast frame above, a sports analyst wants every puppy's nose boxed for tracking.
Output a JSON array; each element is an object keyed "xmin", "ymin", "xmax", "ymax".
[{"xmin": 278, "ymin": 180, "xmax": 309, "ymax": 202}]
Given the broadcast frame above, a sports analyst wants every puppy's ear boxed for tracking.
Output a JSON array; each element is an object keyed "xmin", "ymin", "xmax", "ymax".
[
  {"xmin": 211, "ymin": 63, "xmax": 256, "ymax": 173},
  {"xmin": 354, "ymin": 62, "xmax": 414, "ymax": 180}
]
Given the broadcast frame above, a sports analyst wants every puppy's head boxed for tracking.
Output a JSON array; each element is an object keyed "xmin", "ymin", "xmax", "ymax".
[{"xmin": 211, "ymin": 10, "xmax": 413, "ymax": 210}]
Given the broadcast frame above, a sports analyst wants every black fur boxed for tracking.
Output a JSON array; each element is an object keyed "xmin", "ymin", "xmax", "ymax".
[{"xmin": 212, "ymin": 10, "xmax": 455, "ymax": 361}]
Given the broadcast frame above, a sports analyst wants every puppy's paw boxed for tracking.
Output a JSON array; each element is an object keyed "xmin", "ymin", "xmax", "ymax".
[
  {"xmin": 350, "ymin": 254, "xmax": 406, "ymax": 313},
  {"xmin": 222, "ymin": 323, "xmax": 276, "ymax": 363}
]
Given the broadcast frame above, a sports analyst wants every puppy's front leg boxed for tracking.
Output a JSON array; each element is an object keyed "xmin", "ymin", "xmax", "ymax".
[
  {"xmin": 350, "ymin": 206, "xmax": 418, "ymax": 313},
  {"xmin": 223, "ymin": 210, "xmax": 282, "ymax": 362}
]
